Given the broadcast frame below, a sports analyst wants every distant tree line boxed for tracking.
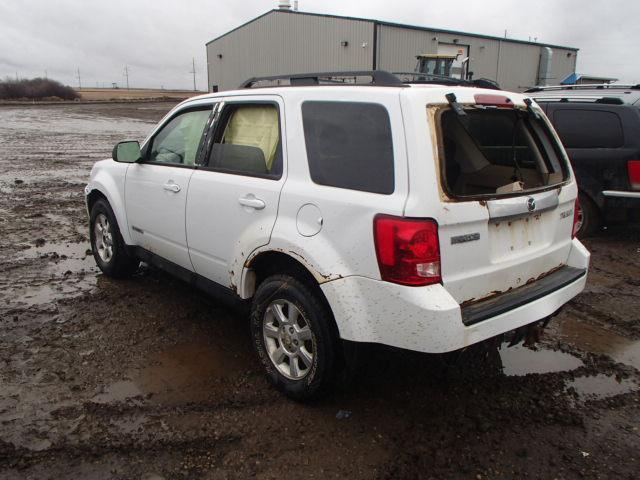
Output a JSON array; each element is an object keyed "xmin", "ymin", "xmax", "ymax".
[{"xmin": 0, "ymin": 77, "xmax": 79, "ymax": 100}]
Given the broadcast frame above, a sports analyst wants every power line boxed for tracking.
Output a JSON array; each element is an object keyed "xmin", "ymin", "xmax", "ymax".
[
  {"xmin": 123, "ymin": 65, "xmax": 130, "ymax": 90},
  {"xmin": 189, "ymin": 58, "xmax": 197, "ymax": 91}
]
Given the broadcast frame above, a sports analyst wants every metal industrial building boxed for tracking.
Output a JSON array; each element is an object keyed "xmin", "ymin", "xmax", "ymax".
[{"xmin": 206, "ymin": 8, "xmax": 578, "ymax": 92}]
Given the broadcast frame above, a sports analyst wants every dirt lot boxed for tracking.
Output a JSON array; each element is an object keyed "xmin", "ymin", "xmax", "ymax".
[
  {"xmin": 0, "ymin": 103, "xmax": 639, "ymax": 480},
  {"xmin": 77, "ymin": 89, "xmax": 202, "ymax": 102}
]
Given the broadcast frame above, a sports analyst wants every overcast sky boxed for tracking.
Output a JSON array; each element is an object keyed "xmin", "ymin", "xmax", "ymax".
[{"xmin": 1, "ymin": 0, "xmax": 638, "ymax": 90}]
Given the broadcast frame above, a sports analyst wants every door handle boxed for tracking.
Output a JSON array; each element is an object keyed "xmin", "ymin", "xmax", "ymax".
[
  {"xmin": 162, "ymin": 182, "xmax": 181, "ymax": 193},
  {"xmin": 238, "ymin": 194, "xmax": 266, "ymax": 210}
]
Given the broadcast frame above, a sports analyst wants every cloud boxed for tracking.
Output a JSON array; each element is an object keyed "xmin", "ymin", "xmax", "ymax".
[{"xmin": 1, "ymin": 0, "xmax": 637, "ymax": 89}]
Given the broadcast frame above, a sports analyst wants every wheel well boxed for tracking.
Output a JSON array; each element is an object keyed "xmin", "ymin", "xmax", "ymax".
[
  {"xmin": 248, "ymin": 251, "xmax": 320, "ymax": 294},
  {"xmin": 87, "ymin": 189, "xmax": 108, "ymax": 213},
  {"xmin": 247, "ymin": 250, "xmax": 342, "ymax": 348}
]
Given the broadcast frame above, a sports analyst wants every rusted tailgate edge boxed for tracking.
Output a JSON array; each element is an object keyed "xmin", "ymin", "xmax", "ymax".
[{"xmin": 461, "ymin": 266, "xmax": 586, "ymax": 326}]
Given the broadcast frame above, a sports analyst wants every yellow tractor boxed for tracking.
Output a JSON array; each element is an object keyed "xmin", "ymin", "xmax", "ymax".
[{"xmin": 415, "ymin": 53, "xmax": 469, "ymax": 80}]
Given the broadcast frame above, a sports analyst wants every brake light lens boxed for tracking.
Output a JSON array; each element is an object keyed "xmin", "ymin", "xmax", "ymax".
[
  {"xmin": 572, "ymin": 197, "xmax": 581, "ymax": 239},
  {"xmin": 628, "ymin": 160, "xmax": 640, "ymax": 190},
  {"xmin": 373, "ymin": 215, "xmax": 441, "ymax": 286},
  {"xmin": 473, "ymin": 94, "xmax": 514, "ymax": 108}
]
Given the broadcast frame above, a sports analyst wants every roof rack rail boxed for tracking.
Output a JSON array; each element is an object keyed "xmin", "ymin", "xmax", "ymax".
[
  {"xmin": 239, "ymin": 70, "xmax": 405, "ymax": 88},
  {"xmin": 393, "ymin": 72, "xmax": 501, "ymax": 90},
  {"xmin": 533, "ymin": 96, "xmax": 625, "ymax": 105},
  {"xmin": 525, "ymin": 83, "xmax": 640, "ymax": 93}
]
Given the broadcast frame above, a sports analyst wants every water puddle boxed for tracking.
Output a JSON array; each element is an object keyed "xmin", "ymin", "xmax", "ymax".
[
  {"xmin": 92, "ymin": 341, "xmax": 248, "ymax": 406},
  {"xmin": 20, "ymin": 240, "xmax": 95, "ymax": 272},
  {"xmin": 9, "ymin": 241, "xmax": 98, "ymax": 306},
  {"xmin": 557, "ymin": 317, "xmax": 640, "ymax": 371},
  {"xmin": 92, "ymin": 380, "xmax": 143, "ymax": 404},
  {"xmin": 0, "ymin": 107, "xmax": 153, "ymax": 136},
  {"xmin": 566, "ymin": 374, "xmax": 639, "ymax": 400},
  {"xmin": 499, "ymin": 344, "xmax": 584, "ymax": 376}
]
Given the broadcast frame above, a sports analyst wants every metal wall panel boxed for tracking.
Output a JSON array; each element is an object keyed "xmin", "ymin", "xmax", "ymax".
[
  {"xmin": 495, "ymin": 41, "xmax": 541, "ymax": 91},
  {"xmin": 207, "ymin": 11, "xmax": 374, "ymax": 91},
  {"xmin": 375, "ymin": 24, "xmax": 578, "ymax": 92},
  {"xmin": 549, "ymin": 48, "xmax": 578, "ymax": 85},
  {"xmin": 206, "ymin": 11, "xmax": 579, "ymax": 93},
  {"xmin": 376, "ymin": 24, "xmax": 501, "ymax": 82}
]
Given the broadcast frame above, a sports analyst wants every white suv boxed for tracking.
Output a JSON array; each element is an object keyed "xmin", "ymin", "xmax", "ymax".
[{"xmin": 85, "ymin": 71, "xmax": 590, "ymax": 400}]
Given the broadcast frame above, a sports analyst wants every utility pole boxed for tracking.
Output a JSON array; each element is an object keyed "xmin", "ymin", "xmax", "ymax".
[
  {"xmin": 44, "ymin": 70, "xmax": 48, "ymax": 79},
  {"xmin": 77, "ymin": 68, "xmax": 82, "ymax": 89},
  {"xmin": 124, "ymin": 65, "xmax": 130, "ymax": 90},
  {"xmin": 190, "ymin": 58, "xmax": 197, "ymax": 91}
]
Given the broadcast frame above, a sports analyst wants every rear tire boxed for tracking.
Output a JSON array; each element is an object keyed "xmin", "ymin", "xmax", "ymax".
[
  {"xmin": 250, "ymin": 274, "xmax": 340, "ymax": 401},
  {"xmin": 576, "ymin": 192, "xmax": 601, "ymax": 238},
  {"xmin": 89, "ymin": 199, "xmax": 139, "ymax": 278}
]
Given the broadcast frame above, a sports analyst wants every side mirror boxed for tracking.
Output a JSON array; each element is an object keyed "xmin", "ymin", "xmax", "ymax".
[{"xmin": 112, "ymin": 141, "xmax": 141, "ymax": 163}]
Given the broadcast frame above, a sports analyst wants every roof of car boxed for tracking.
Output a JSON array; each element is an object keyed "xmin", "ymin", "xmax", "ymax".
[
  {"xmin": 180, "ymin": 83, "xmax": 532, "ymax": 110},
  {"xmin": 526, "ymin": 84, "xmax": 640, "ymax": 106},
  {"xmin": 175, "ymin": 70, "xmax": 532, "ymax": 110}
]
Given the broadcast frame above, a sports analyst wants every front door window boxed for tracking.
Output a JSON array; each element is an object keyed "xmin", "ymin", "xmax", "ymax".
[{"xmin": 149, "ymin": 109, "xmax": 211, "ymax": 166}]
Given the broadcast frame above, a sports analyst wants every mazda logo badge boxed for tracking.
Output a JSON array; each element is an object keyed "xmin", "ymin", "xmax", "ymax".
[{"xmin": 527, "ymin": 197, "xmax": 536, "ymax": 212}]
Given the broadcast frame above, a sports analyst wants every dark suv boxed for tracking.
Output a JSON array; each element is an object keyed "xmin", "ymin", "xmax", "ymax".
[{"xmin": 529, "ymin": 87, "xmax": 640, "ymax": 235}]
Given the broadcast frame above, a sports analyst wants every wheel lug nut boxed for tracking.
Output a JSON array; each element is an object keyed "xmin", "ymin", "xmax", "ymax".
[{"xmin": 289, "ymin": 327, "xmax": 294, "ymax": 334}]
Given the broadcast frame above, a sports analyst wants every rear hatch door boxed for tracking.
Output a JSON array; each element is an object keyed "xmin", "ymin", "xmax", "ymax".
[{"xmin": 429, "ymin": 93, "xmax": 577, "ymax": 305}]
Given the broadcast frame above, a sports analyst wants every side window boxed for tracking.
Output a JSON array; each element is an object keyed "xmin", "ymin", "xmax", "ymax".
[
  {"xmin": 148, "ymin": 108, "xmax": 211, "ymax": 165},
  {"xmin": 553, "ymin": 109, "xmax": 624, "ymax": 149},
  {"xmin": 207, "ymin": 103, "xmax": 282, "ymax": 178},
  {"xmin": 301, "ymin": 101, "xmax": 394, "ymax": 194}
]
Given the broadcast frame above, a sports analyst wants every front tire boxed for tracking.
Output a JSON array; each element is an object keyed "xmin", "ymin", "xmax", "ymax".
[
  {"xmin": 250, "ymin": 274, "xmax": 340, "ymax": 401},
  {"xmin": 89, "ymin": 199, "xmax": 139, "ymax": 277}
]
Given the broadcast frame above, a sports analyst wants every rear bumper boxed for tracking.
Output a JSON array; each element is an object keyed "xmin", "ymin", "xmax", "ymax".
[
  {"xmin": 321, "ymin": 238, "xmax": 589, "ymax": 354},
  {"xmin": 461, "ymin": 266, "xmax": 586, "ymax": 326}
]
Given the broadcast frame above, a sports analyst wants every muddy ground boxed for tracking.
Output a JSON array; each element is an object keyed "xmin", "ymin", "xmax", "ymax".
[{"xmin": 0, "ymin": 102, "xmax": 639, "ymax": 480}]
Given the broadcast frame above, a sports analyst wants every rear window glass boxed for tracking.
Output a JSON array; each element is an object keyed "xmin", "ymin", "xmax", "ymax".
[
  {"xmin": 440, "ymin": 108, "xmax": 567, "ymax": 197},
  {"xmin": 302, "ymin": 101, "xmax": 394, "ymax": 194},
  {"xmin": 553, "ymin": 109, "xmax": 624, "ymax": 148}
]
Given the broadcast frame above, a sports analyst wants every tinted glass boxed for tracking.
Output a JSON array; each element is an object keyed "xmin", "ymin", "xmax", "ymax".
[
  {"xmin": 302, "ymin": 101, "xmax": 394, "ymax": 194},
  {"xmin": 208, "ymin": 104, "xmax": 282, "ymax": 178},
  {"xmin": 149, "ymin": 109, "xmax": 211, "ymax": 165},
  {"xmin": 554, "ymin": 109, "xmax": 624, "ymax": 148}
]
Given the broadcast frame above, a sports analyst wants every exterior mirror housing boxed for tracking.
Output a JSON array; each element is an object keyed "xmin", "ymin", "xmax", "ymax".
[{"xmin": 112, "ymin": 141, "xmax": 141, "ymax": 163}]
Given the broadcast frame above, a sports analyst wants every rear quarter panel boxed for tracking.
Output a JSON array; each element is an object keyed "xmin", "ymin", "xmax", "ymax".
[{"xmin": 242, "ymin": 87, "xmax": 409, "ymax": 294}]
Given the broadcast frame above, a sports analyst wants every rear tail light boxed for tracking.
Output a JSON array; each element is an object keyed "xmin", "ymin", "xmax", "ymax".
[
  {"xmin": 628, "ymin": 160, "xmax": 640, "ymax": 190},
  {"xmin": 373, "ymin": 215, "xmax": 441, "ymax": 286},
  {"xmin": 572, "ymin": 197, "xmax": 581, "ymax": 239}
]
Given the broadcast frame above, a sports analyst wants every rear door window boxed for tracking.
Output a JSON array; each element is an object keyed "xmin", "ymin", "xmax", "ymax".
[
  {"xmin": 301, "ymin": 101, "xmax": 394, "ymax": 194},
  {"xmin": 553, "ymin": 109, "xmax": 624, "ymax": 148},
  {"xmin": 206, "ymin": 103, "xmax": 282, "ymax": 179}
]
